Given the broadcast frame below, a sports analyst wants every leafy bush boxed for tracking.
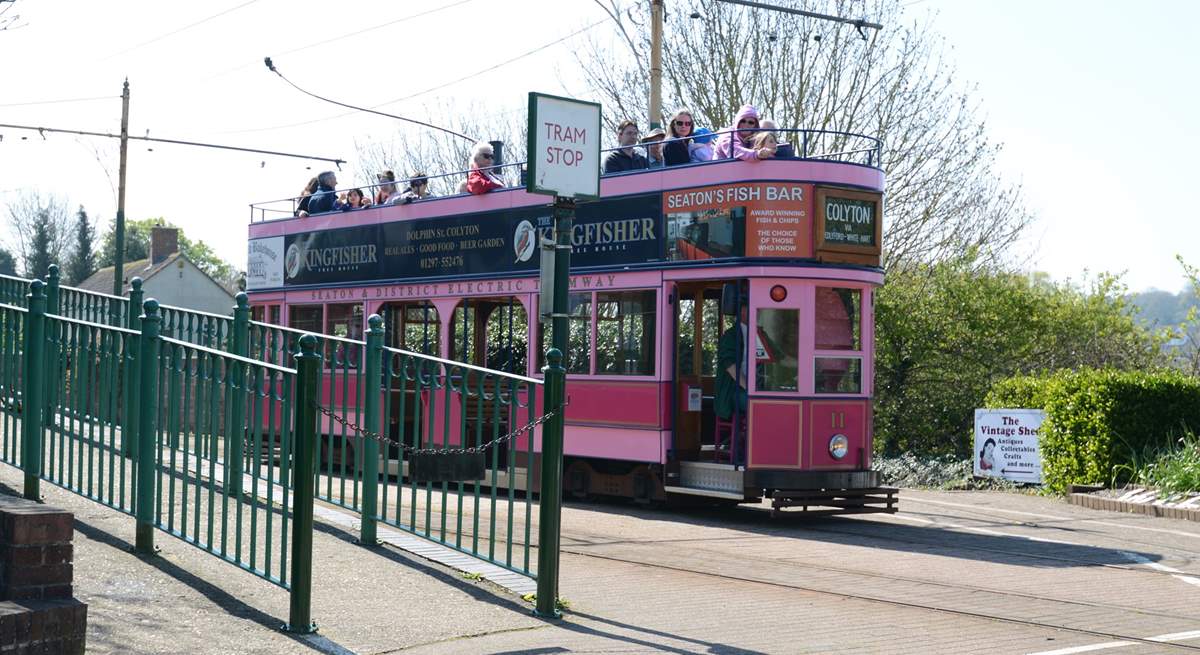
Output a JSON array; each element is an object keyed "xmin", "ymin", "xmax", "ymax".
[
  {"xmin": 986, "ymin": 369, "xmax": 1200, "ymax": 493},
  {"xmin": 874, "ymin": 256, "xmax": 1166, "ymax": 459},
  {"xmin": 1132, "ymin": 429, "xmax": 1200, "ymax": 496}
]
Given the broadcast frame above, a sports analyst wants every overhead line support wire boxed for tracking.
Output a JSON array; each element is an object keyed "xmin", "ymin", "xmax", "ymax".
[
  {"xmin": 263, "ymin": 58, "xmax": 477, "ymax": 143},
  {"xmin": 231, "ymin": 19, "xmax": 605, "ymax": 136},
  {"xmin": 714, "ymin": 0, "xmax": 882, "ymax": 35},
  {"xmin": 0, "ymin": 122, "xmax": 345, "ymax": 165}
]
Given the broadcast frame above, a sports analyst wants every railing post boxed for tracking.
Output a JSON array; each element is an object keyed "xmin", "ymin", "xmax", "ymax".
[
  {"xmin": 44, "ymin": 265, "xmax": 60, "ymax": 315},
  {"xmin": 127, "ymin": 278, "xmax": 144, "ymax": 331},
  {"xmin": 135, "ymin": 299, "xmax": 161, "ymax": 555},
  {"xmin": 359, "ymin": 314, "xmax": 384, "ymax": 546},
  {"xmin": 21, "ymin": 280, "xmax": 46, "ymax": 501},
  {"xmin": 535, "ymin": 348, "xmax": 566, "ymax": 619},
  {"xmin": 287, "ymin": 334, "xmax": 320, "ymax": 634},
  {"xmin": 121, "ymin": 278, "xmax": 144, "ymax": 458},
  {"xmin": 227, "ymin": 293, "xmax": 251, "ymax": 497}
]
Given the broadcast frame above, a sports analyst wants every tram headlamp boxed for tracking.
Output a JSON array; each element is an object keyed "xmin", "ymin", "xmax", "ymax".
[{"xmin": 829, "ymin": 434, "xmax": 849, "ymax": 460}]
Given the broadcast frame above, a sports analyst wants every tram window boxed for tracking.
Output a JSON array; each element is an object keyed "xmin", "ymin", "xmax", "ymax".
[
  {"xmin": 385, "ymin": 302, "xmax": 440, "ymax": 356},
  {"xmin": 815, "ymin": 288, "xmax": 861, "ymax": 351},
  {"xmin": 815, "ymin": 357, "xmax": 862, "ymax": 394},
  {"xmin": 452, "ymin": 298, "xmax": 529, "ymax": 373},
  {"xmin": 677, "ymin": 294, "xmax": 720, "ymax": 377},
  {"xmin": 701, "ymin": 295, "xmax": 721, "ymax": 376},
  {"xmin": 269, "ymin": 305, "xmax": 281, "ymax": 325},
  {"xmin": 288, "ymin": 305, "xmax": 323, "ymax": 334},
  {"xmin": 325, "ymin": 303, "xmax": 364, "ymax": 340},
  {"xmin": 538, "ymin": 293, "xmax": 592, "ymax": 375},
  {"xmin": 596, "ymin": 290, "xmax": 656, "ymax": 376},
  {"xmin": 485, "ymin": 301, "xmax": 528, "ymax": 375},
  {"xmin": 251, "ymin": 305, "xmax": 265, "ymax": 322},
  {"xmin": 756, "ymin": 309, "xmax": 799, "ymax": 392},
  {"xmin": 678, "ymin": 298, "xmax": 696, "ymax": 376}
]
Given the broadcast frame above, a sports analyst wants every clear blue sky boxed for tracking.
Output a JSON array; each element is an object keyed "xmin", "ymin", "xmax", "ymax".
[
  {"xmin": 0, "ymin": 0, "xmax": 1196, "ymax": 292},
  {"xmin": 921, "ymin": 0, "xmax": 1200, "ymax": 292}
]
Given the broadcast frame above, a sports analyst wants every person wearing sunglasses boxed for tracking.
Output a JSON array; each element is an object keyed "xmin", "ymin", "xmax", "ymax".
[
  {"xmin": 713, "ymin": 104, "xmax": 774, "ymax": 161},
  {"xmin": 466, "ymin": 142, "xmax": 504, "ymax": 195},
  {"xmin": 664, "ymin": 108, "xmax": 699, "ymax": 166}
]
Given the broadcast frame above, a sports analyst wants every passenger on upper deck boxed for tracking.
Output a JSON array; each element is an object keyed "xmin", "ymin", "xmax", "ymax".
[
  {"xmin": 641, "ymin": 128, "xmax": 667, "ymax": 169},
  {"xmin": 341, "ymin": 188, "xmax": 370, "ymax": 209},
  {"xmin": 466, "ymin": 142, "xmax": 504, "ymax": 195},
  {"xmin": 306, "ymin": 171, "xmax": 345, "ymax": 214},
  {"xmin": 690, "ymin": 128, "xmax": 715, "ymax": 161},
  {"xmin": 713, "ymin": 105, "xmax": 775, "ymax": 161},
  {"xmin": 663, "ymin": 108, "xmax": 700, "ymax": 166},
  {"xmin": 602, "ymin": 120, "xmax": 649, "ymax": 174},
  {"xmin": 750, "ymin": 130, "xmax": 778, "ymax": 159},
  {"xmin": 294, "ymin": 176, "xmax": 318, "ymax": 217},
  {"xmin": 374, "ymin": 170, "xmax": 397, "ymax": 205},
  {"xmin": 394, "ymin": 173, "xmax": 430, "ymax": 204}
]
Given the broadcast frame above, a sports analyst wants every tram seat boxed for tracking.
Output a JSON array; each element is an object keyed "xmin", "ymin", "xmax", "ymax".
[{"xmin": 713, "ymin": 414, "xmax": 745, "ymax": 463}]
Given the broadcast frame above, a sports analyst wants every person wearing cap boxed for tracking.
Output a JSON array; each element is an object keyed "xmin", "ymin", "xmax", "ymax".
[
  {"xmin": 642, "ymin": 127, "xmax": 667, "ymax": 168},
  {"xmin": 602, "ymin": 120, "xmax": 649, "ymax": 174},
  {"xmin": 713, "ymin": 104, "xmax": 774, "ymax": 161},
  {"xmin": 690, "ymin": 127, "xmax": 716, "ymax": 161}
]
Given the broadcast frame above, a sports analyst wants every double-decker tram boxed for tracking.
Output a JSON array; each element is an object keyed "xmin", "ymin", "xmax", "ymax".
[{"xmin": 246, "ymin": 129, "xmax": 896, "ymax": 514}]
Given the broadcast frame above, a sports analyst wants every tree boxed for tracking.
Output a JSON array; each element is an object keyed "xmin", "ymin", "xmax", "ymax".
[
  {"xmin": 873, "ymin": 256, "xmax": 1166, "ymax": 458},
  {"xmin": 0, "ymin": 248, "xmax": 15, "ymax": 276},
  {"xmin": 355, "ymin": 101, "xmax": 529, "ymax": 199},
  {"xmin": 98, "ymin": 218, "xmax": 241, "ymax": 290},
  {"xmin": 574, "ymin": 0, "xmax": 1031, "ymax": 266},
  {"xmin": 5, "ymin": 191, "xmax": 71, "ymax": 279},
  {"xmin": 66, "ymin": 206, "xmax": 97, "ymax": 285}
]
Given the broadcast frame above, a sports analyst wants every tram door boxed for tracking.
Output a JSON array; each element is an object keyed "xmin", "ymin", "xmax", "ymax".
[{"xmin": 672, "ymin": 282, "xmax": 727, "ymax": 460}]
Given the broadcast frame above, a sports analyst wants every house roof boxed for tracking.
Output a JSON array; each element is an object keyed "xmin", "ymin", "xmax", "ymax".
[{"xmin": 75, "ymin": 252, "xmax": 185, "ymax": 295}]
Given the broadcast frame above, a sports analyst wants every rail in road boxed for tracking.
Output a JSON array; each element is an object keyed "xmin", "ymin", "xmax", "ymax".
[{"xmin": 550, "ymin": 491, "xmax": 1200, "ymax": 654}]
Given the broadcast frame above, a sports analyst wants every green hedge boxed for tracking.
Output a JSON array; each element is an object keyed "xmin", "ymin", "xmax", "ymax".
[{"xmin": 985, "ymin": 369, "xmax": 1200, "ymax": 493}]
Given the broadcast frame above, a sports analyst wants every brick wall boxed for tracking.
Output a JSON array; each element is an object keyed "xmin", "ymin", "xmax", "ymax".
[{"xmin": 0, "ymin": 496, "xmax": 87, "ymax": 655}]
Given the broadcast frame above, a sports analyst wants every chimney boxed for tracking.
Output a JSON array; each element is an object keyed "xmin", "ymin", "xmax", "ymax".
[{"xmin": 150, "ymin": 226, "xmax": 179, "ymax": 265}]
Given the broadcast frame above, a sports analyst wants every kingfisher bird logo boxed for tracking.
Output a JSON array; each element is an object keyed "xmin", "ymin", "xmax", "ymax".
[
  {"xmin": 284, "ymin": 243, "xmax": 303, "ymax": 279},
  {"xmin": 513, "ymin": 220, "xmax": 536, "ymax": 263}
]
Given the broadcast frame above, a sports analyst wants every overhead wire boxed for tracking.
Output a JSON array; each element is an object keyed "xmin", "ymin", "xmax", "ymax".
[
  {"xmin": 225, "ymin": 19, "xmax": 607, "ymax": 136},
  {"xmin": 0, "ymin": 122, "xmax": 345, "ymax": 165},
  {"xmin": 0, "ymin": 95, "xmax": 116, "ymax": 108},
  {"xmin": 101, "ymin": 0, "xmax": 264, "ymax": 61}
]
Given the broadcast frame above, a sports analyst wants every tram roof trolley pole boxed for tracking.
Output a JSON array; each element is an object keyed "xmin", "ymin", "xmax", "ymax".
[{"xmin": 525, "ymin": 91, "xmax": 601, "ymax": 619}]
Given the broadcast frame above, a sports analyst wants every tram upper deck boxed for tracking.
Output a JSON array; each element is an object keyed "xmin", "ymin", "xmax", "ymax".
[{"xmin": 245, "ymin": 129, "xmax": 885, "ymax": 292}]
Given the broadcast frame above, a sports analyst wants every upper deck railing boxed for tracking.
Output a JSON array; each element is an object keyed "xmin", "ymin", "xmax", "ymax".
[{"xmin": 248, "ymin": 127, "xmax": 882, "ymax": 224}]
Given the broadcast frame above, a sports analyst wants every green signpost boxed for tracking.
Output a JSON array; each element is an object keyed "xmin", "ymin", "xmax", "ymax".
[{"xmin": 527, "ymin": 91, "xmax": 601, "ymax": 618}]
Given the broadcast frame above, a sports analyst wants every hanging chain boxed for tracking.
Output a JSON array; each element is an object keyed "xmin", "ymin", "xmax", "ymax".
[{"xmin": 312, "ymin": 397, "xmax": 567, "ymax": 456}]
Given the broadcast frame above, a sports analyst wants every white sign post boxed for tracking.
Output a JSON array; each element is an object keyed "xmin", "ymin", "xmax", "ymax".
[
  {"xmin": 973, "ymin": 408, "xmax": 1045, "ymax": 484},
  {"xmin": 526, "ymin": 92, "xmax": 602, "ymax": 200}
]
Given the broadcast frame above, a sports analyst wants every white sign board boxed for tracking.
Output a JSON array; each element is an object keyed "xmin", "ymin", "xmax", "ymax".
[
  {"xmin": 687, "ymin": 386, "xmax": 702, "ymax": 412},
  {"xmin": 526, "ymin": 92, "xmax": 601, "ymax": 200},
  {"xmin": 973, "ymin": 408, "xmax": 1045, "ymax": 484},
  {"xmin": 246, "ymin": 236, "xmax": 284, "ymax": 290}
]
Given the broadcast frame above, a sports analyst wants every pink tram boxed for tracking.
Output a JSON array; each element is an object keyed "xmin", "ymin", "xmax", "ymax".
[{"xmin": 246, "ymin": 136, "xmax": 895, "ymax": 513}]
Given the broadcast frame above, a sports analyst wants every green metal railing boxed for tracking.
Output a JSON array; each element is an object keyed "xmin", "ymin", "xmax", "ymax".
[{"xmin": 2, "ymin": 266, "xmax": 567, "ymax": 626}]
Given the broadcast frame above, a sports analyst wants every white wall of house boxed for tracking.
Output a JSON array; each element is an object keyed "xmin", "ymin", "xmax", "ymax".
[{"xmin": 140, "ymin": 258, "xmax": 235, "ymax": 316}]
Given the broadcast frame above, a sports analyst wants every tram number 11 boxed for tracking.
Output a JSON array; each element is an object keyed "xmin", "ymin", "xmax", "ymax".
[{"xmin": 831, "ymin": 412, "xmax": 846, "ymax": 429}]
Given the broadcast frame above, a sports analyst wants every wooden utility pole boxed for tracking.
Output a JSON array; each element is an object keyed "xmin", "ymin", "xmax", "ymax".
[
  {"xmin": 113, "ymin": 79, "xmax": 129, "ymax": 298},
  {"xmin": 649, "ymin": 0, "xmax": 664, "ymax": 129}
]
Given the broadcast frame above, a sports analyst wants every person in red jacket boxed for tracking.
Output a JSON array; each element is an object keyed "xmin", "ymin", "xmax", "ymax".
[{"xmin": 466, "ymin": 142, "xmax": 504, "ymax": 195}]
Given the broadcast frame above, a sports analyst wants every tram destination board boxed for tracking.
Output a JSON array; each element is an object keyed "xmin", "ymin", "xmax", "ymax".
[{"xmin": 813, "ymin": 187, "xmax": 883, "ymax": 265}]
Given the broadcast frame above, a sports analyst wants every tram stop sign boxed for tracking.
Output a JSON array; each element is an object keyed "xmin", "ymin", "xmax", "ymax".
[{"xmin": 526, "ymin": 92, "xmax": 601, "ymax": 200}]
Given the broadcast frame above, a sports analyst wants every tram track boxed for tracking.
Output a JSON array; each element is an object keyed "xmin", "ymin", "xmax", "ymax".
[
  {"xmin": 557, "ymin": 529, "xmax": 1200, "ymax": 623},
  {"xmin": 559, "ymin": 546, "xmax": 1200, "ymax": 653}
]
